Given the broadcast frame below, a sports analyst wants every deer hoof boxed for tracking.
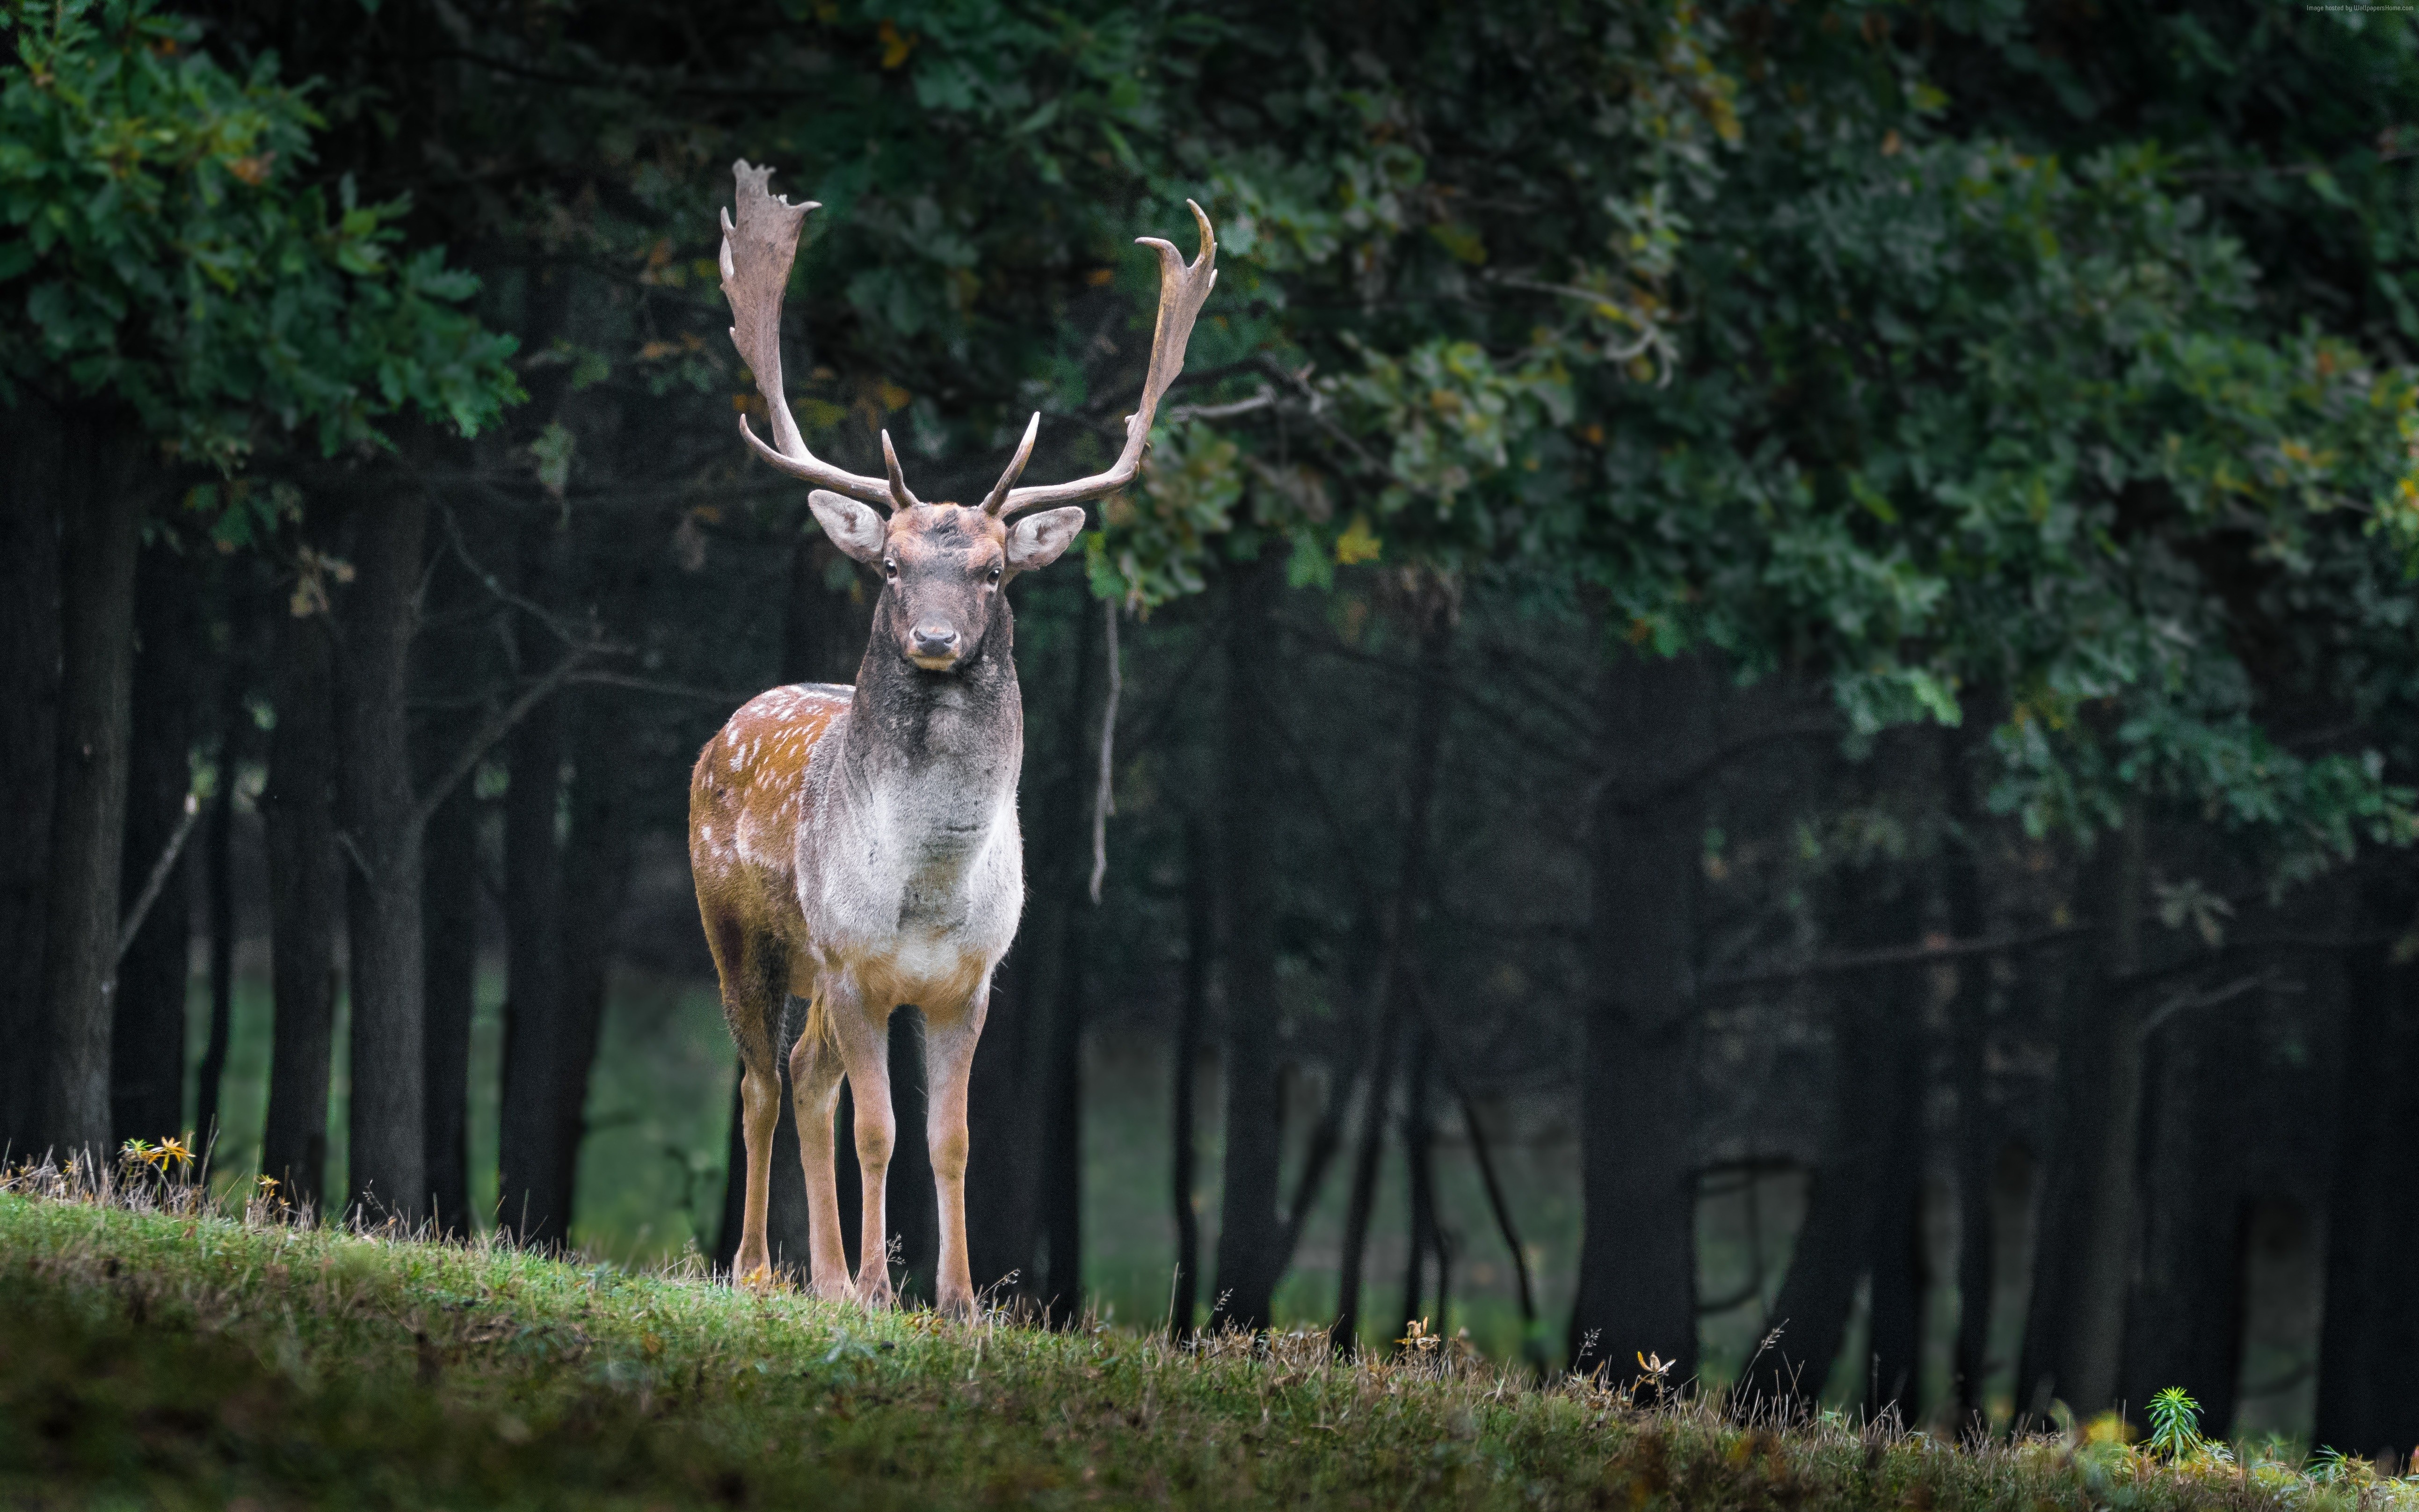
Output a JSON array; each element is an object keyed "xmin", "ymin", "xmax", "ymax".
[{"xmin": 810, "ymin": 1274, "xmax": 854, "ymax": 1304}]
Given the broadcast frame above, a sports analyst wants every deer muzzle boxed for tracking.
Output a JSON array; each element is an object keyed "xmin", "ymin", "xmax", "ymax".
[{"xmin": 909, "ymin": 622, "xmax": 962, "ymax": 670}]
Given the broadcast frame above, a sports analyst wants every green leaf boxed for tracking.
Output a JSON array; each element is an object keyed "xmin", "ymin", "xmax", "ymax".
[{"xmin": 531, "ymin": 421, "xmax": 575, "ymax": 498}]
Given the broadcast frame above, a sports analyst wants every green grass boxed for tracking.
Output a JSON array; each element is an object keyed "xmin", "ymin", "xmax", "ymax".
[{"xmin": 0, "ymin": 1182, "xmax": 2393, "ymax": 1511}]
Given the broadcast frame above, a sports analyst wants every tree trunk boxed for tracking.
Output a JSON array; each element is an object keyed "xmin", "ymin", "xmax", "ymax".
[
  {"xmin": 1330, "ymin": 586, "xmax": 1457, "ymax": 1351},
  {"xmin": 421, "ymin": 763, "xmax": 479, "ymax": 1236},
  {"xmin": 1395, "ymin": 1027, "xmax": 1441, "ymax": 1343},
  {"xmin": 1036, "ymin": 916, "xmax": 1085, "ymax": 1320},
  {"xmin": 1031, "ymin": 599, "xmax": 1103, "ymax": 1320},
  {"xmin": 545, "ymin": 689, "xmax": 639, "ymax": 1249},
  {"xmin": 1864, "ymin": 1072, "xmax": 1931, "ymax": 1421},
  {"xmin": 1951, "ymin": 1027, "xmax": 1999, "ymax": 1428},
  {"xmin": 1741, "ymin": 954, "xmax": 1921, "ymax": 1413},
  {"xmin": 2314, "ymin": 882, "xmax": 2419, "ymax": 1460},
  {"xmin": 1170, "ymin": 814, "xmax": 1210, "ymax": 1339},
  {"xmin": 2017, "ymin": 817, "xmax": 2147, "ymax": 1424},
  {"xmin": 416, "ymin": 524, "xmax": 489, "ymax": 1239},
  {"xmin": 1940, "ymin": 745, "xmax": 1998, "ymax": 1429},
  {"xmin": 1569, "ymin": 647, "xmax": 1712, "ymax": 1383},
  {"xmin": 196, "ymin": 606, "xmax": 250, "ymax": 1160},
  {"xmin": 39, "ymin": 411, "xmax": 144, "ymax": 1164},
  {"xmin": 261, "ymin": 591, "xmax": 342, "ymax": 1209},
  {"xmin": 196, "ymin": 728, "xmax": 238, "ymax": 1158},
  {"xmin": 1736, "ymin": 736, "xmax": 1928, "ymax": 1417},
  {"xmin": 1332, "ymin": 1017, "xmax": 1399, "ymax": 1352},
  {"xmin": 337, "ymin": 487, "xmax": 430, "ymax": 1218},
  {"xmin": 497, "ymin": 587, "xmax": 570, "ymax": 1243},
  {"xmin": 1861, "ymin": 791, "xmax": 1939, "ymax": 1420},
  {"xmin": 1209, "ymin": 553, "xmax": 1286, "ymax": 1334},
  {"xmin": 0, "ymin": 397, "xmax": 62, "ymax": 1156},
  {"xmin": 2119, "ymin": 989, "xmax": 2250, "ymax": 1434},
  {"xmin": 2013, "ymin": 946, "xmax": 2105, "ymax": 1426},
  {"xmin": 2060, "ymin": 816, "xmax": 2149, "ymax": 1420},
  {"xmin": 112, "ymin": 538, "xmax": 198, "ymax": 1146}
]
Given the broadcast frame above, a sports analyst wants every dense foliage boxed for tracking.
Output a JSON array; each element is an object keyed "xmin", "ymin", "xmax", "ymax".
[{"xmin": 0, "ymin": 0, "xmax": 518, "ymax": 479}]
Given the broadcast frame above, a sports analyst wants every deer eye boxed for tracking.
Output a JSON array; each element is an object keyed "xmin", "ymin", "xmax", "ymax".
[
  {"xmin": 987, "ymin": 565, "xmax": 1002, "ymax": 584},
  {"xmin": 883, "ymin": 560, "xmax": 899, "ymax": 579}
]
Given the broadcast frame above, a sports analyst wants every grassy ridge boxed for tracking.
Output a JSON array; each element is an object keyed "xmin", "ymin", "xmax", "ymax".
[{"xmin": 0, "ymin": 1187, "xmax": 2397, "ymax": 1510}]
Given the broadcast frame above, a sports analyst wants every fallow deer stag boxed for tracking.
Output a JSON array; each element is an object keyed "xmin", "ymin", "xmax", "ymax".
[{"xmin": 690, "ymin": 160, "xmax": 1216, "ymax": 1313}]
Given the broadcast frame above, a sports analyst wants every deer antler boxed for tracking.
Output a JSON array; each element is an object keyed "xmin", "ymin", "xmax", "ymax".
[
  {"xmin": 720, "ymin": 161, "xmax": 899, "ymax": 511},
  {"xmin": 984, "ymin": 201, "xmax": 1219, "ymax": 519}
]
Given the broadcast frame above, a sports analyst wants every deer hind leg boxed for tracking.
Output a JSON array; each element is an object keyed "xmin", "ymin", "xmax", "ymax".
[
  {"xmin": 922, "ymin": 978, "xmax": 991, "ymax": 1318},
  {"xmin": 829, "ymin": 984, "xmax": 898, "ymax": 1307},
  {"xmin": 705, "ymin": 910, "xmax": 785, "ymax": 1287},
  {"xmin": 787, "ymin": 959, "xmax": 852, "ymax": 1301}
]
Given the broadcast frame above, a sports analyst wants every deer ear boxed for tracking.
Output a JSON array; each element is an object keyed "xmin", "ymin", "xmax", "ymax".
[
  {"xmin": 1005, "ymin": 505, "xmax": 1087, "ymax": 573},
  {"xmin": 808, "ymin": 489, "xmax": 886, "ymax": 564}
]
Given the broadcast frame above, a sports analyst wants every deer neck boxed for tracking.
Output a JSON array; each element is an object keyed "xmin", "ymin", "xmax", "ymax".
[{"xmin": 841, "ymin": 602, "xmax": 1023, "ymax": 799}]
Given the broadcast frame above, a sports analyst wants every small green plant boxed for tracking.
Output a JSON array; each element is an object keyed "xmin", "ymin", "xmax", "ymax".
[
  {"xmin": 2148, "ymin": 1387, "xmax": 2204, "ymax": 1460},
  {"xmin": 2311, "ymin": 1446, "xmax": 2360, "ymax": 1483}
]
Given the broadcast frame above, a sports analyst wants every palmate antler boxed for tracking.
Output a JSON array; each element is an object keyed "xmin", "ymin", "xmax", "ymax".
[
  {"xmin": 721, "ymin": 163, "xmax": 906, "ymax": 509},
  {"xmin": 719, "ymin": 160, "xmax": 1216, "ymax": 517}
]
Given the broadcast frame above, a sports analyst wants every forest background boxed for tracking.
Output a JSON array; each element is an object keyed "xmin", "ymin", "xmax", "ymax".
[{"xmin": 6, "ymin": 0, "xmax": 2419, "ymax": 1467}]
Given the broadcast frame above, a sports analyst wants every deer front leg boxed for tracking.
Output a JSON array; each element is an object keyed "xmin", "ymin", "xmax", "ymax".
[
  {"xmin": 833, "ymin": 994, "xmax": 898, "ymax": 1307},
  {"xmin": 788, "ymin": 985, "xmax": 853, "ymax": 1301},
  {"xmin": 923, "ymin": 982, "xmax": 991, "ymax": 1318}
]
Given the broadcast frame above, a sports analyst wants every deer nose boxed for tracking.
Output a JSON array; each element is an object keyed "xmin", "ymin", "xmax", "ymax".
[{"xmin": 911, "ymin": 623, "xmax": 959, "ymax": 659}]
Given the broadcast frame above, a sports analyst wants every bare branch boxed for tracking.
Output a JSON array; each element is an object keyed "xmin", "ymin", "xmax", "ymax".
[
  {"xmin": 1089, "ymin": 600, "xmax": 1122, "ymax": 905},
  {"xmin": 1166, "ymin": 387, "xmax": 1277, "ymax": 425},
  {"xmin": 409, "ymin": 641, "xmax": 611, "ymax": 836},
  {"xmin": 1701, "ymin": 922, "xmax": 2096, "ymax": 992},
  {"xmin": 438, "ymin": 507, "xmax": 592, "ymax": 649},
  {"xmin": 2138, "ymin": 967, "xmax": 2289, "ymax": 1039},
  {"xmin": 568, "ymin": 670, "xmax": 766, "ymax": 704},
  {"xmin": 114, "ymin": 791, "xmax": 202, "ymax": 966}
]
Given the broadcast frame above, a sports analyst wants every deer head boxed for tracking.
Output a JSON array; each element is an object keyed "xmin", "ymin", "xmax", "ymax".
[{"xmin": 719, "ymin": 160, "xmax": 1218, "ymax": 674}]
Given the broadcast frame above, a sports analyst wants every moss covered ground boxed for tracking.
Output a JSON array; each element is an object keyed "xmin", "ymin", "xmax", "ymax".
[{"xmin": 0, "ymin": 1180, "xmax": 2401, "ymax": 1510}]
